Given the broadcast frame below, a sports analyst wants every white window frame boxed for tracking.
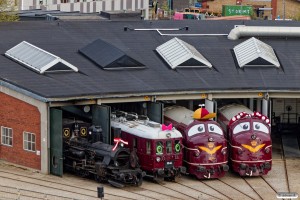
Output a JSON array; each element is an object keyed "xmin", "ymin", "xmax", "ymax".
[
  {"xmin": 23, "ymin": 131, "xmax": 36, "ymax": 152},
  {"xmin": 1, "ymin": 126, "xmax": 13, "ymax": 147}
]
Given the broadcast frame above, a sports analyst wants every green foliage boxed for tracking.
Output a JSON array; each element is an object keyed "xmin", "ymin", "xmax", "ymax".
[{"xmin": 0, "ymin": 0, "xmax": 19, "ymax": 22}]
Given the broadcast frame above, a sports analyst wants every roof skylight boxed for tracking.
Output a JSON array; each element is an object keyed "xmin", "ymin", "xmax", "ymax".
[
  {"xmin": 5, "ymin": 41, "xmax": 78, "ymax": 74},
  {"xmin": 233, "ymin": 37, "xmax": 280, "ymax": 68},
  {"xmin": 156, "ymin": 37, "xmax": 212, "ymax": 69},
  {"xmin": 79, "ymin": 39, "xmax": 145, "ymax": 70}
]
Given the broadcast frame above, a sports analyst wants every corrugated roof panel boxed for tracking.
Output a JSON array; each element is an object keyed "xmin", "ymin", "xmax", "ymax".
[
  {"xmin": 233, "ymin": 37, "xmax": 280, "ymax": 68},
  {"xmin": 5, "ymin": 41, "xmax": 78, "ymax": 74},
  {"xmin": 156, "ymin": 37, "xmax": 212, "ymax": 69}
]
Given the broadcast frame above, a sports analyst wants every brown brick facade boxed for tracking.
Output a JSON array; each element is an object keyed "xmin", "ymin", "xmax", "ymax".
[{"xmin": 0, "ymin": 92, "xmax": 41, "ymax": 170}]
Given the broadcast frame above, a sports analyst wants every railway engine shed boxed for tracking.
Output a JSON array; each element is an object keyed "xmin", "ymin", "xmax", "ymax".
[{"xmin": 0, "ymin": 19, "xmax": 300, "ymax": 177}]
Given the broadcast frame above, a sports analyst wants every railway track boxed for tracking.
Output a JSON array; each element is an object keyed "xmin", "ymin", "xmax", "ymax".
[{"xmin": 0, "ymin": 158, "xmax": 294, "ymax": 200}]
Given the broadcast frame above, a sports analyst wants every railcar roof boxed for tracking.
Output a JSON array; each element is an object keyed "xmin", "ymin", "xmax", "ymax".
[
  {"xmin": 111, "ymin": 119, "xmax": 183, "ymax": 140},
  {"xmin": 0, "ymin": 20, "xmax": 300, "ymax": 100}
]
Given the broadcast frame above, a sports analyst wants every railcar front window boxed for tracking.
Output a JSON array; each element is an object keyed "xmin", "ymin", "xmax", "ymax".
[
  {"xmin": 156, "ymin": 141, "xmax": 163, "ymax": 155},
  {"xmin": 146, "ymin": 141, "xmax": 151, "ymax": 154},
  {"xmin": 1, "ymin": 126, "xmax": 13, "ymax": 146},
  {"xmin": 253, "ymin": 122, "xmax": 269, "ymax": 134},
  {"xmin": 166, "ymin": 140, "xmax": 172, "ymax": 154},
  {"xmin": 175, "ymin": 140, "xmax": 181, "ymax": 153},
  {"xmin": 233, "ymin": 122, "xmax": 250, "ymax": 134},
  {"xmin": 188, "ymin": 124, "xmax": 205, "ymax": 137},
  {"xmin": 23, "ymin": 132, "xmax": 36, "ymax": 152},
  {"xmin": 208, "ymin": 124, "xmax": 223, "ymax": 135}
]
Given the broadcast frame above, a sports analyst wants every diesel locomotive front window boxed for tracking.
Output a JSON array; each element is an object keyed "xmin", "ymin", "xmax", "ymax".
[
  {"xmin": 23, "ymin": 132, "xmax": 36, "ymax": 152},
  {"xmin": 146, "ymin": 141, "xmax": 151, "ymax": 154},
  {"xmin": 156, "ymin": 141, "xmax": 163, "ymax": 155},
  {"xmin": 233, "ymin": 122, "xmax": 250, "ymax": 134},
  {"xmin": 253, "ymin": 122, "xmax": 269, "ymax": 134},
  {"xmin": 166, "ymin": 140, "xmax": 172, "ymax": 154},
  {"xmin": 188, "ymin": 124, "xmax": 205, "ymax": 137},
  {"xmin": 1, "ymin": 126, "xmax": 13, "ymax": 146},
  {"xmin": 208, "ymin": 124, "xmax": 223, "ymax": 135}
]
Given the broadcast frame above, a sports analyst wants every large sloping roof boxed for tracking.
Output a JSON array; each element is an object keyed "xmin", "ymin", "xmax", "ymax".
[{"xmin": 0, "ymin": 20, "xmax": 299, "ymax": 100}]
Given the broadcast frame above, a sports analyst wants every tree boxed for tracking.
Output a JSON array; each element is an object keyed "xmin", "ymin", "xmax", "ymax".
[{"xmin": 0, "ymin": 0, "xmax": 19, "ymax": 22}]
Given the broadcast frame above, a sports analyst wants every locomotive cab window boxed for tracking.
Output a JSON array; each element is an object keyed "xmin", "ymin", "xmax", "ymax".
[
  {"xmin": 166, "ymin": 140, "xmax": 172, "ymax": 154},
  {"xmin": 253, "ymin": 122, "xmax": 269, "ymax": 134},
  {"xmin": 133, "ymin": 138, "xmax": 137, "ymax": 148},
  {"xmin": 233, "ymin": 122, "xmax": 250, "ymax": 134},
  {"xmin": 146, "ymin": 141, "xmax": 151, "ymax": 154},
  {"xmin": 208, "ymin": 124, "xmax": 223, "ymax": 135},
  {"xmin": 156, "ymin": 141, "xmax": 163, "ymax": 155},
  {"xmin": 1, "ymin": 126, "xmax": 13, "ymax": 146},
  {"xmin": 188, "ymin": 124, "xmax": 205, "ymax": 137},
  {"xmin": 23, "ymin": 132, "xmax": 36, "ymax": 152}
]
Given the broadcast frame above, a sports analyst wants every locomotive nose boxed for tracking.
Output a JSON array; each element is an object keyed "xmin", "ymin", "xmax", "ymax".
[{"xmin": 208, "ymin": 137, "xmax": 214, "ymax": 142}]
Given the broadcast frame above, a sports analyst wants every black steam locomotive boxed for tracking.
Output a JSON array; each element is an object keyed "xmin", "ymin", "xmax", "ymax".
[{"xmin": 63, "ymin": 121, "xmax": 144, "ymax": 188}]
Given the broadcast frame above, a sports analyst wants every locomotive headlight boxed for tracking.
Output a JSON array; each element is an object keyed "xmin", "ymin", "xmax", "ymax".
[
  {"xmin": 194, "ymin": 150, "xmax": 200, "ymax": 157},
  {"xmin": 156, "ymin": 157, "xmax": 161, "ymax": 162},
  {"xmin": 114, "ymin": 161, "xmax": 119, "ymax": 167},
  {"xmin": 221, "ymin": 149, "xmax": 227, "ymax": 155},
  {"xmin": 120, "ymin": 143, "xmax": 124, "ymax": 147},
  {"xmin": 238, "ymin": 149, "xmax": 243, "ymax": 154},
  {"xmin": 265, "ymin": 147, "xmax": 270, "ymax": 153}
]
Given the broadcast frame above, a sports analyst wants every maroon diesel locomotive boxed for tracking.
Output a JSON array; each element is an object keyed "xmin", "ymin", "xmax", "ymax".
[
  {"xmin": 217, "ymin": 104, "xmax": 272, "ymax": 176},
  {"xmin": 164, "ymin": 106, "xmax": 228, "ymax": 179},
  {"xmin": 111, "ymin": 111, "xmax": 186, "ymax": 181}
]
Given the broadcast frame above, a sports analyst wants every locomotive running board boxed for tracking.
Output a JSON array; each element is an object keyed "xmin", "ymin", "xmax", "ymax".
[{"xmin": 108, "ymin": 179, "xmax": 125, "ymax": 188}]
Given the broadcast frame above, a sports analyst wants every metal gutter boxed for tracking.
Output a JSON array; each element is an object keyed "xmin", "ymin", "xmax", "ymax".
[
  {"xmin": 228, "ymin": 26, "xmax": 300, "ymax": 40},
  {"xmin": 0, "ymin": 80, "xmax": 49, "ymax": 102}
]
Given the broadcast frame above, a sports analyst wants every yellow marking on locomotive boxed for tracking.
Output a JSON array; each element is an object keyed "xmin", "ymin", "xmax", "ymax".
[
  {"xmin": 199, "ymin": 145, "xmax": 222, "ymax": 155},
  {"xmin": 242, "ymin": 143, "xmax": 265, "ymax": 153}
]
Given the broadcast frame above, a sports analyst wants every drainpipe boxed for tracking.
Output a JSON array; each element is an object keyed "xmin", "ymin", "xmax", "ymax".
[{"xmin": 271, "ymin": 0, "xmax": 277, "ymax": 20}]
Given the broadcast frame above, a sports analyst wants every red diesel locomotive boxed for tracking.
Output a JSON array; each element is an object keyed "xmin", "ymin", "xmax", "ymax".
[
  {"xmin": 111, "ymin": 111, "xmax": 186, "ymax": 181},
  {"xmin": 164, "ymin": 106, "xmax": 229, "ymax": 179},
  {"xmin": 217, "ymin": 104, "xmax": 272, "ymax": 176}
]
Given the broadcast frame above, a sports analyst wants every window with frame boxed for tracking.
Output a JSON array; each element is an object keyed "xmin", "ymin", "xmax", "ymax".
[
  {"xmin": 146, "ymin": 141, "xmax": 151, "ymax": 154},
  {"xmin": 166, "ymin": 140, "xmax": 172, "ymax": 154},
  {"xmin": 1, "ymin": 126, "xmax": 13, "ymax": 146},
  {"xmin": 23, "ymin": 132, "xmax": 36, "ymax": 152}
]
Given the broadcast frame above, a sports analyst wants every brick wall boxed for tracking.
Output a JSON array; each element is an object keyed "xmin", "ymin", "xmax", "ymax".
[{"xmin": 0, "ymin": 92, "xmax": 41, "ymax": 170}]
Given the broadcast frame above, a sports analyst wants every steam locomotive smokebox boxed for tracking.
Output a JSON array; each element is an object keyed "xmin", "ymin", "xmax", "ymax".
[
  {"xmin": 97, "ymin": 186, "xmax": 104, "ymax": 198},
  {"xmin": 111, "ymin": 127, "xmax": 121, "ymax": 144},
  {"xmin": 89, "ymin": 125, "xmax": 103, "ymax": 143}
]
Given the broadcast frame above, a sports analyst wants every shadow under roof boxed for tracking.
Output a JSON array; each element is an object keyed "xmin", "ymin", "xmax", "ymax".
[
  {"xmin": 5, "ymin": 41, "xmax": 78, "ymax": 74},
  {"xmin": 78, "ymin": 39, "xmax": 145, "ymax": 70},
  {"xmin": 233, "ymin": 37, "xmax": 280, "ymax": 68},
  {"xmin": 156, "ymin": 37, "xmax": 212, "ymax": 69}
]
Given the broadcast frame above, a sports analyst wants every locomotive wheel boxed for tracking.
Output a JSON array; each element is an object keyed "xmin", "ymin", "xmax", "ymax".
[
  {"xmin": 136, "ymin": 177, "xmax": 143, "ymax": 187},
  {"xmin": 130, "ymin": 150, "xmax": 138, "ymax": 168}
]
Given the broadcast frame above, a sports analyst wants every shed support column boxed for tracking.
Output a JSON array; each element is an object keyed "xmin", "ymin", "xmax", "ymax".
[
  {"xmin": 249, "ymin": 98, "xmax": 254, "ymax": 111},
  {"xmin": 262, "ymin": 98, "xmax": 269, "ymax": 116},
  {"xmin": 256, "ymin": 99, "xmax": 262, "ymax": 113},
  {"xmin": 205, "ymin": 99, "xmax": 214, "ymax": 113}
]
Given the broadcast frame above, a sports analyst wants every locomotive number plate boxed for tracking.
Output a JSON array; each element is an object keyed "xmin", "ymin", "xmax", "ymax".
[{"xmin": 165, "ymin": 161, "xmax": 174, "ymax": 168}]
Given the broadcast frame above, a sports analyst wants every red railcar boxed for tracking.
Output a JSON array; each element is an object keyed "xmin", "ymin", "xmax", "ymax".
[
  {"xmin": 111, "ymin": 111, "xmax": 186, "ymax": 181},
  {"xmin": 217, "ymin": 104, "xmax": 272, "ymax": 176},
  {"xmin": 164, "ymin": 106, "xmax": 228, "ymax": 179}
]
